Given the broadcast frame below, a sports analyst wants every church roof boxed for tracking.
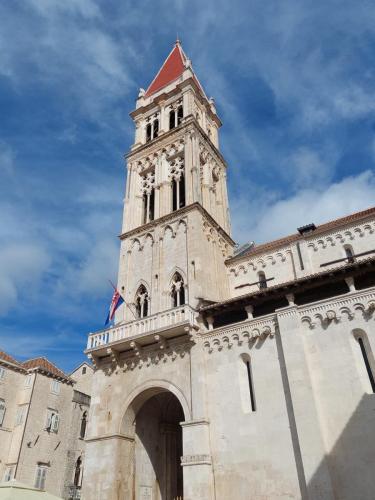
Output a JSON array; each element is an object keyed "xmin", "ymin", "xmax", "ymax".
[
  {"xmin": 229, "ymin": 205, "xmax": 375, "ymax": 263},
  {"xmin": 145, "ymin": 40, "xmax": 205, "ymax": 98}
]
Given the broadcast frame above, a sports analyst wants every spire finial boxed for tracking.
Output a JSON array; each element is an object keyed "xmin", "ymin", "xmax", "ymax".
[{"xmin": 175, "ymin": 34, "xmax": 181, "ymax": 46}]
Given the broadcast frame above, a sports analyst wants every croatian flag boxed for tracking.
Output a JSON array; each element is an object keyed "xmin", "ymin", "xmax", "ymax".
[{"xmin": 105, "ymin": 288, "xmax": 125, "ymax": 325}]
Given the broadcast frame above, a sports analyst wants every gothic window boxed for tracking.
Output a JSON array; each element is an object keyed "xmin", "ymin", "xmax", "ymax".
[
  {"xmin": 74, "ymin": 457, "xmax": 82, "ymax": 487},
  {"xmin": 170, "ymin": 158, "xmax": 185, "ymax": 211},
  {"xmin": 145, "ymin": 115, "xmax": 160, "ymax": 142},
  {"xmin": 171, "ymin": 273, "xmax": 185, "ymax": 308},
  {"xmin": 169, "ymin": 109, "xmax": 176, "ymax": 130},
  {"xmin": 344, "ymin": 245, "xmax": 355, "ymax": 264},
  {"xmin": 80, "ymin": 411, "xmax": 87, "ymax": 439},
  {"xmin": 169, "ymin": 103, "xmax": 183, "ymax": 130},
  {"xmin": 141, "ymin": 171, "xmax": 155, "ymax": 224},
  {"xmin": 258, "ymin": 271, "xmax": 267, "ymax": 289},
  {"xmin": 135, "ymin": 285, "xmax": 150, "ymax": 318},
  {"xmin": 0, "ymin": 399, "xmax": 6, "ymax": 426}
]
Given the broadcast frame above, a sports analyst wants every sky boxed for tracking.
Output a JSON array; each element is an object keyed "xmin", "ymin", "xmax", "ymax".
[{"xmin": 1, "ymin": 0, "xmax": 375, "ymax": 372}]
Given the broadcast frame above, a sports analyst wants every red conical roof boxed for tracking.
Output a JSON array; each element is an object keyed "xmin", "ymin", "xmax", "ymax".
[{"xmin": 145, "ymin": 41, "xmax": 187, "ymax": 97}]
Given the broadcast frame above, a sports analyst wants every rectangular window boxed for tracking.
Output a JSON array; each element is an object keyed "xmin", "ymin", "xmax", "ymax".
[
  {"xmin": 50, "ymin": 380, "xmax": 60, "ymax": 394},
  {"xmin": 35, "ymin": 465, "xmax": 48, "ymax": 490},
  {"xmin": 46, "ymin": 409, "xmax": 59, "ymax": 433},
  {"xmin": 15, "ymin": 405, "xmax": 27, "ymax": 426},
  {"xmin": 0, "ymin": 399, "xmax": 6, "ymax": 426},
  {"xmin": 3, "ymin": 465, "xmax": 15, "ymax": 482},
  {"xmin": 24, "ymin": 374, "xmax": 33, "ymax": 387},
  {"xmin": 0, "ymin": 367, "xmax": 6, "ymax": 380}
]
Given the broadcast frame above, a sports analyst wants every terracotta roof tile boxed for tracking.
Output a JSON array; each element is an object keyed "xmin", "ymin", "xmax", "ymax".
[
  {"xmin": 22, "ymin": 357, "xmax": 69, "ymax": 380},
  {"xmin": 145, "ymin": 43, "xmax": 186, "ymax": 97},
  {"xmin": 229, "ymin": 206, "xmax": 375, "ymax": 262},
  {"xmin": 0, "ymin": 350, "xmax": 22, "ymax": 367}
]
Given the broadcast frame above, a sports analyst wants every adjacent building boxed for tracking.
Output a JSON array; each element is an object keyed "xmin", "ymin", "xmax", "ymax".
[
  {"xmin": 0, "ymin": 352, "xmax": 92, "ymax": 499},
  {"xmin": 79, "ymin": 41, "xmax": 375, "ymax": 500}
]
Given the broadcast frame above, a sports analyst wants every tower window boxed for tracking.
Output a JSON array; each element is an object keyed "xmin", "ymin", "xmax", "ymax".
[
  {"xmin": 171, "ymin": 273, "xmax": 185, "ymax": 307},
  {"xmin": 344, "ymin": 245, "xmax": 355, "ymax": 264},
  {"xmin": 146, "ymin": 123, "xmax": 152, "ymax": 142},
  {"xmin": 357, "ymin": 336, "xmax": 375, "ymax": 393},
  {"xmin": 153, "ymin": 119, "xmax": 159, "ymax": 138},
  {"xmin": 177, "ymin": 105, "xmax": 183, "ymax": 125},
  {"xmin": 141, "ymin": 172, "xmax": 155, "ymax": 224},
  {"xmin": 258, "ymin": 271, "xmax": 267, "ymax": 289},
  {"xmin": 170, "ymin": 158, "xmax": 185, "ymax": 212},
  {"xmin": 135, "ymin": 285, "xmax": 150, "ymax": 318},
  {"xmin": 169, "ymin": 110, "xmax": 176, "ymax": 130}
]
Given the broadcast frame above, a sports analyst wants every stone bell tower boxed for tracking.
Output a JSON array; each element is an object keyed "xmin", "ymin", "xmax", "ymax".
[
  {"xmin": 84, "ymin": 41, "xmax": 235, "ymax": 500},
  {"xmin": 117, "ymin": 39, "xmax": 234, "ymax": 322}
]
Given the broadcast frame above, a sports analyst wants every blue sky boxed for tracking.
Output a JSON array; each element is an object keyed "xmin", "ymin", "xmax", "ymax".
[{"xmin": 1, "ymin": 0, "xmax": 375, "ymax": 372}]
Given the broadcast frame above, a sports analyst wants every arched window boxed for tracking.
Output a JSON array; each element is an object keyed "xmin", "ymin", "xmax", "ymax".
[
  {"xmin": 73, "ymin": 456, "xmax": 82, "ymax": 487},
  {"xmin": 344, "ymin": 245, "xmax": 355, "ymax": 264},
  {"xmin": 80, "ymin": 411, "xmax": 87, "ymax": 439},
  {"xmin": 239, "ymin": 354, "xmax": 256, "ymax": 412},
  {"xmin": 354, "ymin": 331, "xmax": 375, "ymax": 393},
  {"xmin": 135, "ymin": 285, "xmax": 149, "ymax": 318},
  {"xmin": 141, "ymin": 172, "xmax": 155, "ymax": 224},
  {"xmin": 170, "ymin": 158, "xmax": 185, "ymax": 212},
  {"xmin": 169, "ymin": 110, "xmax": 176, "ymax": 130},
  {"xmin": 258, "ymin": 271, "xmax": 267, "ymax": 289},
  {"xmin": 171, "ymin": 273, "xmax": 185, "ymax": 307}
]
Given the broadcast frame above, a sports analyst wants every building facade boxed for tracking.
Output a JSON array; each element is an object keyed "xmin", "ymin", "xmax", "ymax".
[
  {"xmin": 0, "ymin": 353, "xmax": 93, "ymax": 499},
  {"xmin": 82, "ymin": 41, "xmax": 375, "ymax": 500}
]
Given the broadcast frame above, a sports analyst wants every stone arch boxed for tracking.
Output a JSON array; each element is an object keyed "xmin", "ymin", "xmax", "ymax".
[{"xmin": 119, "ymin": 379, "xmax": 191, "ymax": 435}]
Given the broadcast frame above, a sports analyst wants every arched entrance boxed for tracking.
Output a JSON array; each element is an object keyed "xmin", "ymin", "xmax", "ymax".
[{"xmin": 121, "ymin": 386, "xmax": 186, "ymax": 500}]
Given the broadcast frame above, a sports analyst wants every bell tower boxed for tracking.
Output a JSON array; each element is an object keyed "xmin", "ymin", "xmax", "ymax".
[{"xmin": 117, "ymin": 40, "xmax": 234, "ymax": 323}]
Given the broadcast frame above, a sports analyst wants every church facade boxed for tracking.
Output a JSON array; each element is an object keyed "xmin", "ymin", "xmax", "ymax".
[{"xmin": 82, "ymin": 42, "xmax": 375, "ymax": 500}]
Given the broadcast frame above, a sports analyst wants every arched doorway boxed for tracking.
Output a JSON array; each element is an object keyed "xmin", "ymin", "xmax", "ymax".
[{"xmin": 122, "ymin": 387, "xmax": 186, "ymax": 500}]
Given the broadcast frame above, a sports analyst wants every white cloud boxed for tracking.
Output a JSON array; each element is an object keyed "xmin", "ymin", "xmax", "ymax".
[{"xmin": 232, "ymin": 170, "xmax": 375, "ymax": 244}]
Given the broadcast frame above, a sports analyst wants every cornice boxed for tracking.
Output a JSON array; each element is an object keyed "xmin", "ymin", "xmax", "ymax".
[{"xmin": 119, "ymin": 202, "xmax": 235, "ymax": 246}]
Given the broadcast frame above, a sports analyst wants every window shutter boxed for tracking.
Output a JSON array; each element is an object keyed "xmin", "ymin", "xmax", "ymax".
[
  {"xmin": 0, "ymin": 401, "xmax": 6, "ymax": 426},
  {"xmin": 52, "ymin": 413, "xmax": 59, "ymax": 433}
]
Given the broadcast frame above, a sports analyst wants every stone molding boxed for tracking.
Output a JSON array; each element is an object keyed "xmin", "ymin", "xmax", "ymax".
[
  {"xmin": 85, "ymin": 432, "xmax": 135, "ymax": 443},
  {"xmin": 306, "ymin": 219, "xmax": 375, "ymax": 252},
  {"xmin": 299, "ymin": 289, "xmax": 375, "ymax": 330},
  {"xmin": 120, "ymin": 202, "xmax": 235, "ymax": 246},
  {"xmin": 199, "ymin": 316, "xmax": 276, "ymax": 353},
  {"xmin": 180, "ymin": 419, "xmax": 210, "ymax": 428},
  {"xmin": 181, "ymin": 454, "xmax": 211, "ymax": 466},
  {"xmin": 227, "ymin": 249, "xmax": 292, "ymax": 275}
]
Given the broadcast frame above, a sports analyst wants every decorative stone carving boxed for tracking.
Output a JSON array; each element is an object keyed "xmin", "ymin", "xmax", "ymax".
[{"xmin": 181, "ymin": 454, "xmax": 211, "ymax": 466}]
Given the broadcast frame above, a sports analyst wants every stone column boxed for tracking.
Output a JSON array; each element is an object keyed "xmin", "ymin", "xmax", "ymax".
[
  {"xmin": 276, "ymin": 307, "xmax": 335, "ymax": 500},
  {"xmin": 81, "ymin": 434, "xmax": 135, "ymax": 500},
  {"xmin": 180, "ymin": 420, "xmax": 214, "ymax": 500}
]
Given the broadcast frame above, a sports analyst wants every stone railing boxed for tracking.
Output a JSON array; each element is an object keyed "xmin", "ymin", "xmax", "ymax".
[{"xmin": 87, "ymin": 305, "xmax": 197, "ymax": 350}]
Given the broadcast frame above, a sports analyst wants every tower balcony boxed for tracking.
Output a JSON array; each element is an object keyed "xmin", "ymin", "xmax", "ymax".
[{"xmin": 86, "ymin": 304, "xmax": 198, "ymax": 358}]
